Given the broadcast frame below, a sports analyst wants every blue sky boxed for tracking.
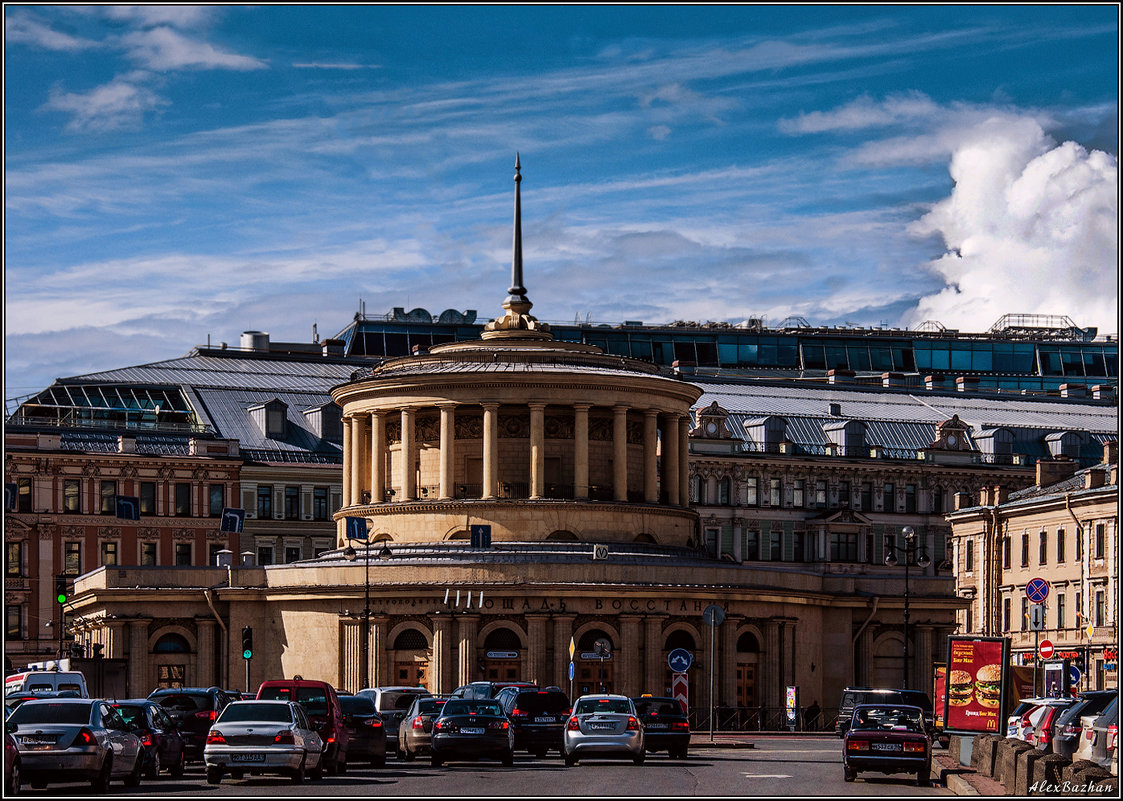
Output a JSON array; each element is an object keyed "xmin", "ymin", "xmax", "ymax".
[{"xmin": 4, "ymin": 5, "xmax": 1119, "ymax": 397}]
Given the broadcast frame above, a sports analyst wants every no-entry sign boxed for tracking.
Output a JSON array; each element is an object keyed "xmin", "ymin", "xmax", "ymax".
[{"xmin": 1039, "ymin": 640, "xmax": 1055, "ymax": 659}]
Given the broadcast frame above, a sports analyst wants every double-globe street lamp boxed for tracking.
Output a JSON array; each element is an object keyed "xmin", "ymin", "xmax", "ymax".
[
  {"xmin": 883, "ymin": 525, "xmax": 931, "ymax": 690},
  {"xmin": 343, "ymin": 534, "xmax": 392, "ymax": 690}
]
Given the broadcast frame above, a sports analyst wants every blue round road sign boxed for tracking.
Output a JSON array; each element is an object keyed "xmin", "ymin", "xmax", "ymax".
[
  {"xmin": 668, "ymin": 648, "xmax": 694, "ymax": 672},
  {"xmin": 1026, "ymin": 577, "xmax": 1050, "ymax": 604},
  {"xmin": 1069, "ymin": 665, "xmax": 1082, "ymax": 687}
]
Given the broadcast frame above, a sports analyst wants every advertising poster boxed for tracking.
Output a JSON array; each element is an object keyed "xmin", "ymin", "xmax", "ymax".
[
  {"xmin": 785, "ymin": 686, "xmax": 798, "ymax": 726},
  {"xmin": 944, "ymin": 636, "xmax": 1009, "ymax": 734},
  {"xmin": 932, "ymin": 665, "xmax": 947, "ymax": 730}
]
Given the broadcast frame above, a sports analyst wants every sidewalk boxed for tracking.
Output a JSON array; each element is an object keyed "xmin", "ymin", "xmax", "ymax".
[{"xmin": 930, "ymin": 747, "xmax": 1005, "ymax": 795}]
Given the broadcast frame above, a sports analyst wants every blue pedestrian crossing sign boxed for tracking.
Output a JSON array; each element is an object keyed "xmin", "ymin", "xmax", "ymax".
[
  {"xmin": 667, "ymin": 648, "xmax": 694, "ymax": 672},
  {"xmin": 1026, "ymin": 577, "xmax": 1050, "ymax": 604}
]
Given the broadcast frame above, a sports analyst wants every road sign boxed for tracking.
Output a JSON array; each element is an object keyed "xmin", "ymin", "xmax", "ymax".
[
  {"xmin": 672, "ymin": 672, "xmax": 689, "ymax": 713},
  {"xmin": 1069, "ymin": 665, "xmax": 1082, "ymax": 686},
  {"xmin": 580, "ymin": 652, "xmax": 611, "ymax": 661},
  {"xmin": 1025, "ymin": 577, "xmax": 1050, "ymax": 603},
  {"xmin": 702, "ymin": 604, "xmax": 726, "ymax": 626},
  {"xmin": 593, "ymin": 638, "xmax": 612, "ymax": 658},
  {"xmin": 1029, "ymin": 603, "xmax": 1045, "ymax": 632},
  {"xmin": 569, "ymin": 637, "xmax": 575, "ymax": 661},
  {"xmin": 568, "ymin": 661, "xmax": 575, "ymax": 681},
  {"xmin": 1039, "ymin": 640, "xmax": 1055, "ymax": 659},
  {"xmin": 1085, "ymin": 624, "xmax": 1095, "ymax": 638},
  {"xmin": 667, "ymin": 648, "xmax": 694, "ymax": 673},
  {"xmin": 592, "ymin": 544, "xmax": 608, "ymax": 560},
  {"xmin": 486, "ymin": 651, "xmax": 518, "ymax": 659}
]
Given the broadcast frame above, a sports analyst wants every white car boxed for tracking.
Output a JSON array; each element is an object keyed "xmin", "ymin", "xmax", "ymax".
[
  {"xmin": 203, "ymin": 700, "xmax": 323, "ymax": 784},
  {"xmin": 563, "ymin": 694, "xmax": 645, "ymax": 766}
]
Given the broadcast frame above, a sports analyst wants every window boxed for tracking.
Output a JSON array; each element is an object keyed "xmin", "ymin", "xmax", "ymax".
[
  {"xmin": 1039, "ymin": 531, "xmax": 1048, "ymax": 565},
  {"xmin": 792, "ymin": 531, "xmax": 806, "ymax": 562},
  {"xmin": 882, "ymin": 483, "xmax": 895, "ymax": 512},
  {"xmin": 745, "ymin": 477, "xmax": 758, "ymax": 506},
  {"xmin": 64, "ymin": 542, "xmax": 82, "ymax": 575},
  {"xmin": 1021, "ymin": 533, "xmax": 1030, "ymax": 567},
  {"xmin": 904, "ymin": 484, "xmax": 917, "ymax": 514},
  {"xmin": 814, "ymin": 481, "xmax": 827, "ymax": 508},
  {"xmin": 838, "ymin": 481, "xmax": 850, "ymax": 509},
  {"xmin": 140, "ymin": 482, "xmax": 156, "ymax": 515},
  {"xmin": 1076, "ymin": 530, "xmax": 1083, "ymax": 561},
  {"xmin": 1021, "ymin": 598, "xmax": 1028, "ymax": 631},
  {"xmin": 859, "ymin": 483, "xmax": 872, "ymax": 512},
  {"xmin": 257, "ymin": 546, "xmax": 274, "ymax": 566},
  {"xmin": 965, "ymin": 605, "xmax": 973, "ymax": 633},
  {"xmin": 718, "ymin": 477, "xmax": 731, "ymax": 506},
  {"xmin": 965, "ymin": 540, "xmax": 974, "ymax": 572},
  {"xmin": 140, "ymin": 542, "xmax": 157, "ymax": 566},
  {"xmin": 1076, "ymin": 592, "xmax": 1082, "ymax": 626},
  {"xmin": 285, "ymin": 546, "xmax": 302, "ymax": 564},
  {"xmin": 769, "ymin": 531, "xmax": 781, "ymax": 561},
  {"xmin": 209, "ymin": 485, "xmax": 224, "ymax": 517},
  {"xmin": 792, "ymin": 480, "xmax": 805, "ymax": 508},
  {"xmin": 830, "ymin": 532, "xmax": 858, "ymax": 562},
  {"xmin": 175, "ymin": 483, "xmax": 191, "ymax": 516},
  {"xmin": 1095, "ymin": 591, "xmax": 1105, "ymax": 627},
  {"xmin": 64, "ymin": 479, "xmax": 81, "ymax": 513},
  {"xmin": 1057, "ymin": 594, "xmax": 1066, "ymax": 630},
  {"xmin": 313, "ymin": 487, "xmax": 329, "ymax": 521},
  {"xmin": 1002, "ymin": 536, "xmax": 1011, "ymax": 569},
  {"xmin": 257, "ymin": 485, "xmax": 273, "ymax": 519},
  {"xmin": 744, "ymin": 530, "xmax": 759, "ymax": 561},
  {"xmin": 769, "ymin": 478, "xmax": 781, "ymax": 507},
  {"xmin": 6, "ymin": 542, "xmax": 24, "ymax": 577},
  {"xmin": 6, "ymin": 605, "xmax": 21, "ymax": 640},
  {"xmin": 175, "ymin": 543, "xmax": 192, "ymax": 566},
  {"xmin": 1057, "ymin": 529, "xmax": 1066, "ymax": 563},
  {"xmin": 1003, "ymin": 598, "xmax": 1011, "ymax": 632},
  {"xmin": 1094, "ymin": 524, "xmax": 1105, "ymax": 559},
  {"xmin": 932, "ymin": 487, "xmax": 944, "ymax": 514},
  {"xmin": 17, "ymin": 478, "xmax": 32, "ymax": 512},
  {"xmin": 100, "ymin": 542, "xmax": 118, "ymax": 566},
  {"xmin": 100, "ymin": 480, "xmax": 116, "ymax": 514},
  {"xmin": 689, "ymin": 476, "xmax": 703, "ymax": 504}
]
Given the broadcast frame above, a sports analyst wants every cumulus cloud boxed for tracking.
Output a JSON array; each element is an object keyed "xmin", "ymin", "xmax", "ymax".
[
  {"xmin": 44, "ymin": 75, "xmax": 169, "ymax": 132},
  {"xmin": 120, "ymin": 26, "xmax": 267, "ymax": 70},
  {"xmin": 905, "ymin": 118, "xmax": 1118, "ymax": 334}
]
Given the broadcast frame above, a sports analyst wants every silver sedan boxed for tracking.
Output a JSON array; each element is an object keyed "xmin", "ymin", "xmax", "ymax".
[
  {"xmin": 563, "ymin": 694, "xmax": 645, "ymax": 766},
  {"xmin": 203, "ymin": 700, "xmax": 324, "ymax": 785}
]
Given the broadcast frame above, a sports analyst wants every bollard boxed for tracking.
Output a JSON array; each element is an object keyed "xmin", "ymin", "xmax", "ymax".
[
  {"xmin": 1012, "ymin": 746, "xmax": 1044, "ymax": 795},
  {"xmin": 995, "ymin": 739, "xmax": 1033, "ymax": 785},
  {"xmin": 1031, "ymin": 753, "xmax": 1069, "ymax": 790}
]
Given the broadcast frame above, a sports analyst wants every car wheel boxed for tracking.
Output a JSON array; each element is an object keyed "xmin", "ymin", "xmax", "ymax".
[
  {"xmin": 170, "ymin": 750, "xmax": 186, "ymax": 778},
  {"xmin": 502, "ymin": 750, "xmax": 514, "ymax": 767},
  {"xmin": 144, "ymin": 752, "xmax": 159, "ymax": 780},
  {"xmin": 430, "ymin": 754, "xmax": 443, "ymax": 767},
  {"xmin": 916, "ymin": 769, "xmax": 929, "ymax": 787},
  {"xmin": 124, "ymin": 752, "xmax": 144, "ymax": 787},
  {"xmin": 91, "ymin": 757, "xmax": 113, "ymax": 794},
  {"xmin": 6, "ymin": 757, "xmax": 19, "ymax": 795},
  {"xmin": 844, "ymin": 766, "xmax": 856, "ymax": 783},
  {"xmin": 564, "ymin": 753, "xmax": 578, "ymax": 767},
  {"xmin": 206, "ymin": 766, "xmax": 223, "ymax": 785},
  {"xmin": 309, "ymin": 761, "xmax": 324, "ymax": 781},
  {"xmin": 291, "ymin": 755, "xmax": 306, "ymax": 784},
  {"xmin": 402, "ymin": 745, "xmax": 415, "ymax": 762}
]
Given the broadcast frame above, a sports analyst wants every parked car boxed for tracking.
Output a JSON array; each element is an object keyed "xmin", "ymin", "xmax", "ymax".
[
  {"xmin": 5, "ymin": 722, "xmax": 21, "ymax": 795},
  {"xmin": 203, "ymin": 700, "xmax": 323, "ymax": 785},
  {"xmin": 843, "ymin": 703, "xmax": 931, "ymax": 787},
  {"xmin": 1031, "ymin": 699, "xmax": 1077, "ymax": 753},
  {"xmin": 1017, "ymin": 699, "xmax": 1070, "ymax": 744},
  {"xmin": 256, "ymin": 678, "xmax": 348, "ymax": 775},
  {"xmin": 112, "ymin": 699, "xmax": 187, "ymax": 778},
  {"xmin": 496, "ymin": 686, "xmax": 570, "ymax": 757},
  {"xmin": 338, "ymin": 693, "xmax": 386, "ymax": 767},
  {"xmin": 1089, "ymin": 697, "xmax": 1119, "ymax": 770},
  {"xmin": 4, "ymin": 670, "xmax": 89, "ymax": 698},
  {"xmin": 451, "ymin": 681, "xmax": 538, "ymax": 700},
  {"xmin": 398, "ymin": 695, "xmax": 449, "ymax": 761},
  {"xmin": 563, "ymin": 694, "xmax": 645, "ymax": 767},
  {"xmin": 1052, "ymin": 692, "xmax": 1114, "ymax": 758},
  {"xmin": 632, "ymin": 696, "xmax": 690, "ymax": 759},
  {"xmin": 1007, "ymin": 699, "xmax": 1046, "ymax": 738},
  {"xmin": 429, "ymin": 698, "xmax": 514, "ymax": 767},
  {"xmin": 8, "ymin": 698, "xmax": 144, "ymax": 793},
  {"xmin": 147, "ymin": 686, "xmax": 235, "ymax": 763},
  {"xmin": 356, "ymin": 686, "xmax": 431, "ymax": 755},
  {"xmin": 836, "ymin": 688, "xmax": 933, "ymax": 737}
]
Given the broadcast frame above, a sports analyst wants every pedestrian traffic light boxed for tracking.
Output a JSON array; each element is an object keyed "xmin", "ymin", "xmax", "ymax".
[
  {"xmin": 55, "ymin": 575, "xmax": 68, "ymax": 605},
  {"xmin": 241, "ymin": 626, "xmax": 253, "ymax": 660}
]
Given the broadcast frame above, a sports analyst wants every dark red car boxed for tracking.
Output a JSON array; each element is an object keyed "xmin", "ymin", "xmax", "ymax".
[
  {"xmin": 5, "ymin": 722, "xmax": 21, "ymax": 795},
  {"xmin": 113, "ymin": 699, "xmax": 187, "ymax": 778},
  {"xmin": 843, "ymin": 704, "xmax": 931, "ymax": 787}
]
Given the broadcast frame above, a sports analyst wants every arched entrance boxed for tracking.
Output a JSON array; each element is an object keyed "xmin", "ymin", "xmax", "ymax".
[
  {"xmin": 662, "ymin": 629, "xmax": 699, "ymax": 702},
  {"xmin": 482, "ymin": 627, "xmax": 523, "ymax": 682},
  {"xmin": 151, "ymin": 632, "xmax": 193, "ymax": 690},
  {"xmin": 871, "ymin": 632, "xmax": 903, "ymax": 689},
  {"xmin": 390, "ymin": 628, "xmax": 430, "ymax": 689},
  {"xmin": 736, "ymin": 631, "xmax": 759, "ymax": 710},
  {"xmin": 575, "ymin": 628, "xmax": 614, "ymax": 695}
]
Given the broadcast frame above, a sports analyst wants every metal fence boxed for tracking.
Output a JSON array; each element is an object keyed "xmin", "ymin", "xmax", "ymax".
[{"xmin": 687, "ymin": 706, "xmax": 841, "ymax": 733}]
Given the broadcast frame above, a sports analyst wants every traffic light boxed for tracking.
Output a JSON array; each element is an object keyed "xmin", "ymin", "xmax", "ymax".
[
  {"xmin": 241, "ymin": 626, "xmax": 253, "ymax": 660},
  {"xmin": 55, "ymin": 575, "xmax": 69, "ymax": 605}
]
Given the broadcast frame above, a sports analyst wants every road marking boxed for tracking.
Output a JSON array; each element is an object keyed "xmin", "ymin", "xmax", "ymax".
[{"xmin": 742, "ymin": 773, "xmax": 794, "ymax": 779}]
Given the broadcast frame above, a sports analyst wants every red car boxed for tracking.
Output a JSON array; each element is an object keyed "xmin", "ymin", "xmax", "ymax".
[
  {"xmin": 5, "ymin": 723, "xmax": 21, "ymax": 795},
  {"xmin": 843, "ymin": 704, "xmax": 931, "ymax": 787}
]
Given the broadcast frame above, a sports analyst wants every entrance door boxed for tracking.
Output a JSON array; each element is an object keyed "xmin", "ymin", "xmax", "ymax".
[
  {"xmin": 736, "ymin": 662, "xmax": 756, "ymax": 707},
  {"xmin": 394, "ymin": 660, "xmax": 427, "ymax": 689},
  {"xmin": 576, "ymin": 658, "xmax": 613, "ymax": 695}
]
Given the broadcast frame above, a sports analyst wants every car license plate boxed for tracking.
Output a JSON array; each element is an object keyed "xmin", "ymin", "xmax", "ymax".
[
  {"xmin": 589, "ymin": 723, "xmax": 614, "ymax": 731},
  {"xmin": 231, "ymin": 753, "xmax": 266, "ymax": 762},
  {"xmin": 20, "ymin": 736, "xmax": 55, "ymax": 746},
  {"xmin": 462, "ymin": 727, "xmax": 484, "ymax": 735},
  {"xmin": 872, "ymin": 743, "xmax": 902, "ymax": 751},
  {"xmin": 534, "ymin": 716, "xmax": 555, "ymax": 723},
  {"xmin": 646, "ymin": 723, "xmax": 668, "ymax": 729}
]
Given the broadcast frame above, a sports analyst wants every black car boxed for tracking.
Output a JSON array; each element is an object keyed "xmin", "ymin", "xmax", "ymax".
[
  {"xmin": 113, "ymin": 699, "xmax": 187, "ymax": 778},
  {"xmin": 451, "ymin": 681, "xmax": 538, "ymax": 700},
  {"xmin": 836, "ymin": 688, "xmax": 933, "ymax": 737},
  {"xmin": 339, "ymin": 693, "xmax": 387, "ymax": 767},
  {"xmin": 430, "ymin": 699, "xmax": 514, "ymax": 767},
  {"xmin": 496, "ymin": 687, "xmax": 570, "ymax": 757},
  {"xmin": 632, "ymin": 696, "xmax": 690, "ymax": 759},
  {"xmin": 147, "ymin": 686, "xmax": 235, "ymax": 762}
]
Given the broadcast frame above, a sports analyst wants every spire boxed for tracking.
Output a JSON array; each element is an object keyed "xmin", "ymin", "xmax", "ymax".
[{"xmin": 483, "ymin": 154, "xmax": 552, "ymax": 341}]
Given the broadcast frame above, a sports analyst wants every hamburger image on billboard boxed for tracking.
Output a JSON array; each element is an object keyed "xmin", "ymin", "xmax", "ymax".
[
  {"xmin": 944, "ymin": 636, "xmax": 1008, "ymax": 734},
  {"xmin": 974, "ymin": 663, "xmax": 1002, "ymax": 708},
  {"xmin": 948, "ymin": 669, "xmax": 974, "ymax": 706}
]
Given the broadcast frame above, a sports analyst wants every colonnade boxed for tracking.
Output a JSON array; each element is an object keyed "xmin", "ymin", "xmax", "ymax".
[{"xmin": 341, "ymin": 402, "xmax": 691, "ymax": 508}]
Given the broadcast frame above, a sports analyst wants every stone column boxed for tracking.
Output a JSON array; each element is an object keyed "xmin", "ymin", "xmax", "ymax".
[
  {"xmin": 913, "ymin": 625, "xmax": 934, "ymax": 694},
  {"xmin": 456, "ymin": 614, "xmax": 480, "ymax": 686},
  {"xmin": 399, "ymin": 408, "xmax": 416, "ymax": 501},
  {"xmin": 573, "ymin": 404, "xmax": 590, "ymax": 500},
  {"xmin": 369, "ymin": 615, "xmax": 388, "ymax": 689},
  {"xmin": 128, "ymin": 620, "xmax": 149, "ymax": 698},
  {"xmin": 342, "ymin": 416, "xmax": 353, "ymax": 507},
  {"xmin": 432, "ymin": 615, "xmax": 453, "ymax": 694},
  {"xmin": 721, "ymin": 615, "xmax": 741, "ymax": 709},
  {"xmin": 733, "ymin": 521, "xmax": 743, "ymax": 562},
  {"xmin": 529, "ymin": 403, "xmax": 546, "ymax": 499},
  {"xmin": 643, "ymin": 411, "xmax": 659, "ymax": 503},
  {"xmin": 553, "ymin": 615, "xmax": 576, "ymax": 693},
  {"xmin": 438, "ymin": 404, "xmax": 456, "ymax": 500},
  {"xmin": 526, "ymin": 614, "xmax": 549, "ymax": 686},
  {"xmin": 644, "ymin": 616, "xmax": 665, "ymax": 695},
  {"xmin": 370, "ymin": 412, "xmax": 385, "ymax": 503},
  {"xmin": 764, "ymin": 619, "xmax": 782, "ymax": 711},
  {"xmin": 663, "ymin": 414, "xmax": 681, "ymax": 506},
  {"xmin": 613, "ymin": 406, "xmax": 629, "ymax": 502},
  {"xmin": 350, "ymin": 416, "xmax": 363, "ymax": 506},
  {"xmin": 482, "ymin": 404, "xmax": 499, "ymax": 499},
  {"xmin": 678, "ymin": 415, "xmax": 690, "ymax": 508},
  {"xmin": 619, "ymin": 615, "xmax": 643, "ymax": 695},
  {"xmin": 196, "ymin": 619, "xmax": 217, "ymax": 688}
]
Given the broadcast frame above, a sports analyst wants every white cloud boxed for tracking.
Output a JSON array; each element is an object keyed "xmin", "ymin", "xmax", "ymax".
[
  {"xmin": 43, "ymin": 76, "xmax": 169, "ymax": 132},
  {"xmin": 779, "ymin": 91, "xmax": 943, "ymax": 133},
  {"xmin": 292, "ymin": 62, "xmax": 379, "ymax": 70},
  {"xmin": 101, "ymin": 6, "xmax": 218, "ymax": 29},
  {"xmin": 5, "ymin": 13, "xmax": 100, "ymax": 51},
  {"xmin": 648, "ymin": 125, "xmax": 671, "ymax": 141},
  {"xmin": 906, "ymin": 119, "xmax": 1118, "ymax": 334},
  {"xmin": 120, "ymin": 26, "xmax": 267, "ymax": 71}
]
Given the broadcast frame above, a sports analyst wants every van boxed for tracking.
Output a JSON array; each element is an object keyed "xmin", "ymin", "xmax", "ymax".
[
  {"xmin": 4, "ymin": 669, "xmax": 88, "ymax": 698},
  {"xmin": 836, "ymin": 687, "xmax": 933, "ymax": 736},
  {"xmin": 256, "ymin": 678, "xmax": 349, "ymax": 773}
]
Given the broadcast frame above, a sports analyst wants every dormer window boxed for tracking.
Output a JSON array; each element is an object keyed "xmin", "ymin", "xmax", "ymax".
[{"xmin": 250, "ymin": 398, "xmax": 289, "ymax": 440}]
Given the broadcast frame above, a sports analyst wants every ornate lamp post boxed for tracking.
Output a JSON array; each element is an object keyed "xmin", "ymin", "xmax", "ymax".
[
  {"xmin": 343, "ymin": 538, "xmax": 392, "ymax": 689},
  {"xmin": 884, "ymin": 526, "xmax": 931, "ymax": 689}
]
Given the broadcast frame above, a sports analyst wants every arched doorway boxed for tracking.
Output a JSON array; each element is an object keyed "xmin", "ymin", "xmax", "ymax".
[
  {"xmin": 871, "ymin": 632, "xmax": 903, "ymax": 689},
  {"xmin": 736, "ymin": 631, "xmax": 759, "ymax": 711},
  {"xmin": 576, "ymin": 629, "xmax": 614, "ymax": 695},
  {"xmin": 391, "ymin": 628, "xmax": 430, "ymax": 689},
  {"xmin": 482, "ymin": 627, "xmax": 523, "ymax": 682},
  {"xmin": 662, "ymin": 629, "xmax": 699, "ymax": 702},
  {"xmin": 152, "ymin": 632, "xmax": 192, "ymax": 689}
]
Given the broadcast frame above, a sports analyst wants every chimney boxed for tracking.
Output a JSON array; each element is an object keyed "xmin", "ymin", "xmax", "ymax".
[
  {"xmin": 925, "ymin": 375, "xmax": 946, "ymax": 390},
  {"xmin": 881, "ymin": 372, "xmax": 905, "ymax": 388},
  {"xmin": 956, "ymin": 376, "xmax": 981, "ymax": 392},
  {"xmin": 1060, "ymin": 383, "xmax": 1088, "ymax": 398},
  {"xmin": 992, "ymin": 484, "xmax": 1009, "ymax": 504},
  {"xmin": 1084, "ymin": 469, "xmax": 1106, "ymax": 490},
  {"xmin": 240, "ymin": 331, "xmax": 270, "ymax": 351},
  {"xmin": 953, "ymin": 491, "xmax": 972, "ymax": 510},
  {"xmin": 322, "ymin": 339, "xmax": 345, "ymax": 357},
  {"xmin": 1103, "ymin": 440, "xmax": 1118, "ymax": 466},
  {"xmin": 828, "ymin": 369, "xmax": 855, "ymax": 384},
  {"xmin": 978, "ymin": 486, "xmax": 991, "ymax": 506},
  {"xmin": 1036, "ymin": 457, "xmax": 1077, "ymax": 488},
  {"xmin": 117, "ymin": 435, "xmax": 136, "ymax": 453}
]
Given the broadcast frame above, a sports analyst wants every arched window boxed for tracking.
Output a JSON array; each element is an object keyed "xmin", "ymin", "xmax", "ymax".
[
  {"xmin": 577, "ymin": 629, "xmax": 614, "ymax": 651},
  {"xmin": 483, "ymin": 628, "xmax": 523, "ymax": 650},
  {"xmin": 393, "ymin": 629, "xmax": 428, "ymax": 650},
  {"xmin": 633, "ymin": 533, "xmax": 656, "ymax": 544},
  {"xmin": 690, "ymin": 475, "xmax": 704, "ymax": 504},
  {"xmin": 719, "ymin": 477, "xmax": 731, "ymax": 505},
  {"xmin": 737, "ymin": 632, "xmax": 760, "ymax": 653},
  {"xmin": 546, "ymin": 530, "xmax": 578, "ymax": 541},
  {"xmin": 153, "ymin": 633, "xmax": 191, "ymax": 653},
  {"xmin": 664, "ymin": 630, "xmax": 697, "ymax": 651}
]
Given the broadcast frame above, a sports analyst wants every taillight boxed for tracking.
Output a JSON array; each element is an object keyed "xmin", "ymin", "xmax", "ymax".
[
  {"xmin": 196, "ymin": 710, "xmax": 218, "ymax": 722},
  {"xmin": 671, "ymin": 721, "xmax": 689, "ymax": 732},
  {"xmin": 566, "ymin": 717, "xmax": 579, "ymax": 731},
  {"xmin": 141, "ymin": 734, "xmax": 153, "ymax": 747},
  {"xmin": 847, "ymin": 740, "xmax": 870, "ymax": 751},
  {"xmin": 1063, "ymin": 724, "xmax": 1081, "ymax": 736},
  {"xmin": 1108, "ymin": 725, "xmax": 1117, "ymax": 751},
  {"xmin": 626, "ymin": 716, "xmax": 640, "ymax": 731},
  {"xmin": 903, "ymin": 742, "xmax": 927, "ymax": 753},
  {"xmin": 488, "ymin": 720, "xmax": 509, "ymax": 730},
  {"xmin": 511, "ymin": 707, "xmax": 526, "ymax": 717},
  {"xmin": 434, "ymin": 721, "xmax": 444, "ymax": 731},
  {"xmin": 564, "ymin": 708, "xmax": 572, "ymax": 716},
  {"xmin": 273, "ymin": 731, "xmax": 295, "ymax": 745},
  {"xmin": 367, "ymin": 718, "xmax": 382, "ymax": 728},
  {"xmin": 76, "ymin": 727, "xmax": 96, "ymax": 746},
  {"xmin": 412, "ymin": 716, "xmax": 425, "ymax": 730},
  {"xmin": 206, "ymin": 730, "xmax": 225, "ymax": 744}
]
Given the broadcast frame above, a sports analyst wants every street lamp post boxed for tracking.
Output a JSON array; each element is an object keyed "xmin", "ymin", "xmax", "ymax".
[
  {"xmin": 343, "ymin": 537, "xmax": 392, "ymax": 690},
  {"xmin": 884, "ymin": 526, "xmax": 931, "ymax": 690}
]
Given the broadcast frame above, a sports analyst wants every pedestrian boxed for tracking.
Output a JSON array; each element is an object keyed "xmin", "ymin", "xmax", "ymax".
[{"xmin": 805, "ymin": 700, "xmax": 821, "ymax": 731}]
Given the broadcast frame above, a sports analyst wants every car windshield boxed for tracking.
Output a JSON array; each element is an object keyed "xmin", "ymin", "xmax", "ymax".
[
  {"xmin": 634, "ymin": 699, "xmax": 681, "ymax": 716},
  {"xmin": 339, "ymin": 695, "xmax": 376, "ymax": 715},
  {"xmin": 443, "ymin": 701, "xmax": 501, "ymax": 717},
  {"xmin": 9, "ymin": 701, "xmax": 92, "ymax": 725},
  {"xmin": 153, "ymin": 693, "xmax": 209, "ymax": 712},
  {"xmin": 851, "ymin": 706, "xmax": 924, "ymax": 733},
  {"xmin": 219, "ymin": 703, "xmax": 294, "ymax": 724},
  {"xmin": 513, "ymin": 692, "xmax": 569, "ymax": 714},
  {"xmin": 258, "ymin": 686, "xmax": 329, "ymax": 716},
  {"xmin": 417, "ymin": 699, "xmax": 447, "ymax": 715},
  {"xmin": 113, "ymin": 705, "xmax": 149, "ymax": 728},
  {"xmin": 379, "ymin": 691, "xmax": 424, "ymax": 712},
  {"xmin": 575, "ymin": 698, "xmax": 631, "ymax": 715}
]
